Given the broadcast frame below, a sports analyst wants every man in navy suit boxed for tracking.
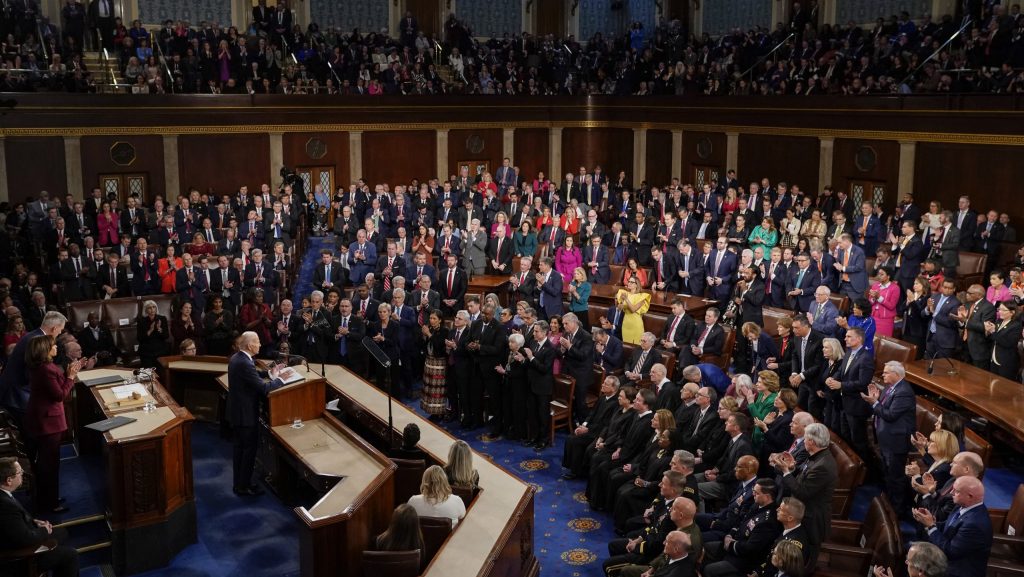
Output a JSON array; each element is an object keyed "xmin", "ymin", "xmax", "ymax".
[
  {"xmin": 834, "ymin": 234, "xmax": 868, "ymax": 300},
  {"xmin": 923, "ymin": 279, "xmax": 961, "ymax": 360},
  {"xmin": 594, "ymin": 327, "xmax": 623, "ymax": 372},
  {"xmin": 852, "ymin": 202, "xmax": 883, "ymax": 255},
  {"xmin": 808, "ymin": 286, "xmax": 840, "ymax": 337},
  {"xmin": 583, "ymin": 235, "xmax": 611, "ymax": 285},
  {"xmin": 826, "ymin": 327, "xmax": 874, "ymax": 460},
  {"xmin": 673, "ymin": 241, "xmax": 704, "ymax": 297},
  {"xmin": 0, "ymin": 458, "xmax": 80, "ymax": 577},
  {"xmin": 914, "ymin": 475, "xmax": 992, "ymax": 577},
  {"xmin": 438, "ymin": 253, "xmax": 467, "ymax": 317},
  {"xmin": 390, "ymin": 289, "xmax": 418, "ymax": 397},
  {"xmin": 409, "ymin": 252, "xmax": 437, "ymax": 286},
  {"xmin": 862, "ymin": 361, "xmax": 917, "ymax": 515},
  {"xmin": 347, "ymin": 229, "xmax": 378, "ymax": 286},
  {"xmin": 706, "ymin": 237, "xmax": 737, "ymax": 310},
  {"xmin": 540, "ymin": 222, "xmax": 566, "ymax": 249},
  {"xmin": 434, "ymin": 223, "xmax": 462, "ymax": 259},
  {"xmin": 535, "ymin": 257, "xmax": 563, "ymax": 320},
  {"xmin": 785, "ymin": 253, "xmax": 821, "ymax": 312},
  {"xmin": 312, "ymin": 249, "xmax": 344, "ymax": 291},
  {"xmin": 893, "ymin": 220, "xmax": 926, "ymax": 292},
  {"xmin": 227, "ymin": 332, "xmax": 285, "ymax": 495}
]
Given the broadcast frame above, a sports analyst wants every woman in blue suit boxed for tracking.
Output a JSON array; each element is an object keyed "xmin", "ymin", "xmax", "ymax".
[{"xmin": 567, "ymin": 267, "xmax": 592, "ymax": 330}]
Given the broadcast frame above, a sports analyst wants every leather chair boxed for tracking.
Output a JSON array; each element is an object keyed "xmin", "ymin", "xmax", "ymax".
[
  {"xmin": 419, "ymin": 516, "xmax": 453, "ymax": 570},
  {"xmin": 643, "ymin": 312, "xmax": 669, "ymax": 347},
  {"xmin": 957, "ymin": 251, "xmax": 988, "ymax": 290},
  {"xmin": 550, "ymin": 374, "xmax": 576, "ymax": 445},
  {"xmin": 990, "ymin": 560, "xmax": 1024, "ymax": 576},
  {"xmin": 114, "ymin": 326, "xmax": 139, "ymax": 365},
  {"xmin": 828, "ymin": 294, "xmax": 850, "ymax": 315},
  {"xmin": 988, "ymin": 484, "xmax": 1024, "ymax": 563},
  {"xmin": 639, "ymin": 267, "xmax": 654, "ymax": 289},
  {"xmin": 700, "ymin": 327, "xmax": 735, "ymax": 371},
  {"xmin": 67, "ymin": 300, "xmax": 104, "ymax": 330},
  {"xmin": 101, "ymin": 297, "xmax": 141, "ymax": 330},
  {"xmin": 149, "ymin": 293, "xmax": 175, "ymax": 319},
  {"xmin": 914, "ymin": 396, "xmax": 993, "ymax": 465},
  {"xmin": 828, "ymin": 431, "xmax": 867, "ymax": 519},
  {"xmin": 390, "ymin": 458, "xmax": 425, "ymax": 506},
  {"xmin": 451, "ymin": 485, "xmax": 478, "ymax": 509},
  {"xmin": 872, "ymin": 335, "xmax": 917, "ymax": 377},
  {"xmin": 361, "ymin": 549, "xmax": 420, "ymax": 577},
  {"xmin": 817, "ymin": 495, "xmax": 901, "ymax": 577},
  {"xmin": 535, "ymin": 242, "xmax": 552, "ymax": 262},
  {"xmin": 587, "ymin": 303, "xmax": 610, "ymax": 331},
  {"xmin": 0, "ymin": 537, "xmax": 57, "ymax": 577},
  {"xmin": 609, "ymin": 264, "xmax": 625, "ymax": 286},
  {"xmin": 762, "ymin": 307, "xmax": 794, "ymax": 340}
]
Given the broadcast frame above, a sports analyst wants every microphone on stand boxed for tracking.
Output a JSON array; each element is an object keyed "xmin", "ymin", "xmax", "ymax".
[{"xmin": 926, "ymin": 349, "xmax": 936, "ymax": 375}]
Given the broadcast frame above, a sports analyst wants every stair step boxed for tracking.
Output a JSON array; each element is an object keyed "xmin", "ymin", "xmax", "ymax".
[{"xmin": 54, "ymin": 512, "xmax": 107, "ymax": 529}]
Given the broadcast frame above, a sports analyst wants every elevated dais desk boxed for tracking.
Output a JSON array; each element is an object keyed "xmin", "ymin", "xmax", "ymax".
[
  {"xmin": 325, "ymin": 364, "xmax": 539, "ymax": 577},
  {"xmin": 904, "ymin": 359, "xmax": 1024, "ymax": 445},
  {"xmin": 75, "ymin": 368, "xmax": 196, "ymax": 575}
]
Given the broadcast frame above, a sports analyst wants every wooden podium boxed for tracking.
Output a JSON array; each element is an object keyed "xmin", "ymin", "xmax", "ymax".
[
  {"xmin": 75, "ymin": 368, "xmax": 197, "ymax": 575},
  {"xmin": 256, "ymin": 368, "xmax": 397, "ymax": 577}
]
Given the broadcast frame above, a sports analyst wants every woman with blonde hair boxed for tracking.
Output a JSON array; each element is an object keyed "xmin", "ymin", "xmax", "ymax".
[
  {"xmin": 407, "ymin": 465, "xmax": 466, "ymax": 526},
  {"xmin": 819, "ymin": 337, "xmax": 845, "ymax": 432},
  {"xmin": 908, "ymin": 428, "xmax": 960, "ymax": 503},
  {"xmin": 444, "ymin": 439, "xmax": 479, "ymax": 490}
]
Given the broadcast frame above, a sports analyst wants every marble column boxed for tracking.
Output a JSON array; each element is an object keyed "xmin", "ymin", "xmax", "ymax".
[
  {"xmin": 269, "ymin": 132, "xmax": 284, "ymax": 187},
  {"xmin": 349, "ymin": 131, "xmax": 364, "ymax": 180},
  {"xmin": 0, "ymin": 137, "xmax": 8, "ymax": 203},
  {"xmin": 503, "ymin": 128, "xmax": 515, "ymax": 163},
  {"xmin": 548, "ymin": 127, "xmax": 563, "ymax": 182},
  {"xmin": 163, "ymin": 135, "xmax": 180, "ymax": 198},
  {"xmin": 898, "ymin": 141, "xmax": 916, "ymax": 200},
  {"xmin": 818, "ymin": 137, "xmax": 835, "ymax": 191},
  {"xmin": 671, "ymin": 129, "xmax": 683, "ymax": 181},
  {"xmin": 725, "ymin": 132, "xmax": 739, "ymax": 173},
  {"xmin": 633, "ymin": 128, "xmax": 647, "ymax": 183},
  {"xmin": 64, "ymin": 136, "xmax": 83, "ymax": 198},
  {"xmin": 436, "ymin": 129, "xmax": 449, "ymax": 182}
]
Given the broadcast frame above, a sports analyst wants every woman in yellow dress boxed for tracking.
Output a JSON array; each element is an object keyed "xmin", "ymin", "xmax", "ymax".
[{"xmin": 615, "ymin": 277, "xmax": 651, "ymax": 345}]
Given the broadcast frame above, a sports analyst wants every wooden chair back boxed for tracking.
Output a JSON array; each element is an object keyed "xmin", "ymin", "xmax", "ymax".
[
  {"xmin": 361, "ymin": 549, "xmax": 420, "ymax": 577},
  {"xmin": 828, "ymin": 431, "xmax": 867, "ymax": 519},
  {"xmin": 550, "ymin": 374, "xmax": 576, "ymax": 445},
  {"xmin": 914, "ymin": 396, "xmax": 993, "ymax": 465},
  {"xmin": 390, "ymin": 458, "xmax": 425, "ymax": 505},
  {"xmin": 418, "ymin": 516, "xmax": 453, "ymax": 570}
]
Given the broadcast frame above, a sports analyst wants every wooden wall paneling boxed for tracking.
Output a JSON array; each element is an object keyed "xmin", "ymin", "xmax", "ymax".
[
  {"xmin": 831, "ymin": 139, "xmax": 900, "ymax": 210},
  {"xmin": 737, "ymin": 134, "xmax": 820, "ymax": 195},
  {"xmin": 914, "ymin": 143, "xmax": 1024, "ymax": 226},
  {"xmin": 282, "ymin": 132, "xmax": 350, "ymax": 191},
  {"xmin": 561, "ymin": 128, "xmax": 633, "ymax": 182},
  {"xmin": 80, "ymin": 135, "xmax": 166, "ymax": 202},
  {"xmin": 5, "ymin": 137, "xmax": 67, "ymax": 201},
  {"xmin": 680, "ymin": 131, "xmax": 727, "ymax": 187},
  {"xmin": 361, "ymin": 130, "xmax": 436, "ymax": 185},
  {"xmin": 177, "ymin": 134, "xmax": 270, "ymax": 199},
  {"xmin": 447, "ymin": 128, "xmax": 504, "ymax": 180},
  {"xmin": 645, "ymin": 129, "xmax": 673, "ymax": 187},
  {"xmin": 512, "ymin": 128, "xmax": 549, "ymax": 184}
]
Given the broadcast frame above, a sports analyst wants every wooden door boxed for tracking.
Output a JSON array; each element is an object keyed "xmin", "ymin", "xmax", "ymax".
[
  {"xmin": 99, "ymin": 173, "xmax": 149, "ymax": 205},
  {"xmin": 297, "ymin": 166, "xmax": 335, "ymax": 225},
  {"xmin": 847, "ymin": 180, "xmax": 887, "ymax": 210},
  {"xmin": 405, "ymin": 0, "xmax": 440, "ymax": 38},
  {"xmin": 536, "ymin": 0, "xmax": 567, "ymax": 38},
  {"xmin": 692, "ymin": 165, "xmax": 721, "ymax": 190}
]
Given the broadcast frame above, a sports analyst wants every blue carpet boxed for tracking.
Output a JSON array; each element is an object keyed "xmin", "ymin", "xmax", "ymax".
[{"xmin": 292, "ymin": 235, "xmax": 333, "ymax": 300}]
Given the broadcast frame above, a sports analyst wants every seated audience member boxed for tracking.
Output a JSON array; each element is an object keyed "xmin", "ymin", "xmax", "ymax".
[
  {"xmin": 701, "ymin": 477, "xmax": 782, "ymax": 577},
  {"xmin": 444, "ymin": 439, "xmax": 479, "ymax": 490},
  {"xmin": 374, "ymin": 503, "xmax": 424, "ymax": 556},
  {"xmin": 0, "ymin": 457, "xmax": 80, "ymax": 577},
  {"xmin": 179, "ymin": 338, "xmax": 197, "ymax": 356},
  {"xmin": 875, "ymin": 541, "xmax": 948, "ymax": 577},
  {"xmin": 391, "ymin": 423, "xmax": 427, "ymax": 461},
  {"xmin": 407, "ymin": 465, "xmax": 467, "ymax": 527}
]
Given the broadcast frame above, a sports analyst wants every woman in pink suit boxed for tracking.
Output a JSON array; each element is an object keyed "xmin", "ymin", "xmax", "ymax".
[
  {"xmin": 96, "ymin": 201, "xmax": 120, "ymax": 247},
  {"xmin": 869, "ymin": 266, "xmax": 900, "ymax": 337},
  {"xmin": 554, "ymin": 236, "xmax": 582, "ymax": 280},
  {"xmin": 25, "ymin": 334, "xmax": 80, "ymax": 513}
]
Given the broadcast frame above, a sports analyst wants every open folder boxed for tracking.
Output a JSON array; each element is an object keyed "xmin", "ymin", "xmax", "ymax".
[{"xmin": 85, "ymin": 415, "xmax": 137, "ymax": 432}]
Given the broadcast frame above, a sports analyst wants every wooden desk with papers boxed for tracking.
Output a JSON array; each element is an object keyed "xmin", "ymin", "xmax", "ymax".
[{"xmin": 75, "ymin": 368, "xmax": 196, "ymax": 575}]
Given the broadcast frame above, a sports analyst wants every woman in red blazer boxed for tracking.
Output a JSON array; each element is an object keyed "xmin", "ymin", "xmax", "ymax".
[{"xmin": 25, "ymin": 334, "xmax": 80, "ymax": 513}]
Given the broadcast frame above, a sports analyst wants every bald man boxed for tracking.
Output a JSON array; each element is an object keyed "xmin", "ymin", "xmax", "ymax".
[
  {"xmin": 227, "ymin": 331, "xmax": 286, "ymax": 496},
  {"xmin": 913, "ymin": 475, "xmax": 992, "ymax": 577},
  {"xmin": 619, "ymin": 497, "xmax": 702, "ymax": 577}
]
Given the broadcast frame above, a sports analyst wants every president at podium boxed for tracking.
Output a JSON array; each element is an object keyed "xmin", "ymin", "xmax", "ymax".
[{"xmin": 228, "ymin": 331, "xmax": 286, "ymax": 496}]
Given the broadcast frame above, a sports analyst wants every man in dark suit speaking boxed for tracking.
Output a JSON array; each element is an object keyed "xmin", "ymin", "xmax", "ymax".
[
  {"xmin": 0, "ymin": 457, "xmax": 79, "ymax": 577},
  {"xmin": 228, "ymin": 331, "xmax": 286, "ymax": 496}
]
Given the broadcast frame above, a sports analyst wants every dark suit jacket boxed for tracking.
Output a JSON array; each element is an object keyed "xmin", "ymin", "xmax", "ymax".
[
  {"xmin": 872, "ymin": 379, "xmax": 916, "ymax": 454},
  {"xmin": 838, "ymin": 347, "xmax": 874, "ymax": 418},
  {"xmin": 582, "ymin": 244, "xmax": 611, "ymax": 285},
  {"xmin": 785, "ymin": 266, "xmax": 821, "ymax": 312},
  {"xmin": 438, "ymin": 266, "xmax": 468, "ymax": 312},
  {"xmin": 736, "ymin": 278, "xmax": 765, "ymax": 327},
  {"xmin": 312, "ymin": 261, "xmax": 345, "ymax": 289},
  {"xmin": 715, "ymin": 433, "xmax": 755, "ymax": 492},
  {"xmin": 0, "ymin": 491, "xmax": 51, "ymax": 549},
  {"xmin": 927, "ymin": 503, "xmax": 992, "ymax": 577},
  {"xmin": 598, "ymin": 334, "xmax": 624, "ymax": 372},
  {"xmin": 618, "ymin": 411, "xmax": 655, "ymax": 463},
  {"xmin": 624, "ymin": 346, "xmax": 659, "ymax": 381},
  {"xmin": 963, "ymin": 299, "xmax": 996, "ymax": 363},
  {"xmin": 374, "ymin": 254, "xmax": 407, "ymax": 287},
  {"xmin": 527, "ymin": 339, "xmax": 556, "ymax": 395},
  {"xmin": 781, "ymin": 448, "xmax": 838, "ymax": 547},
  {"xmin": 673, "ymin": 250, "xmax": 705, "ymax": 296},
  {"xmin": 561, "ymin": 328, "xmax": 594, "ymax": 393},
  {"xmin": 96, "ymin": 263, "xmax": 129, "ymax": 298},
  {"xmin": 894, "ymin": 237, "xmax": 926, "ymax": 287},
  {"xmin": 538, "ymin": 269, "xmax": 564, "ymax": 318},
  {"xmin": 924, "ymin": 293, "xmax": 961, "ymax": 352},
  {"xmin": 226, "ymin": 351, "xmax": 283, "ymax": 427}
]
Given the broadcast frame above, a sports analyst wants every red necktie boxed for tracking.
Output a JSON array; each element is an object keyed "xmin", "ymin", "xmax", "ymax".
[
  {"xmin": 550, "ymin": 227, "xmax": 556, "ymax": 243},
  {"xmin": 698, "ymin": 325, "xmax": 710, "ymax": 345},
  {"xmin": 447, "ymin": 270, "xmax": 454, "ymax": 294},
  {"xmin": 668, "ymin": 315, "xmax": 680, "ymax": 340}
]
